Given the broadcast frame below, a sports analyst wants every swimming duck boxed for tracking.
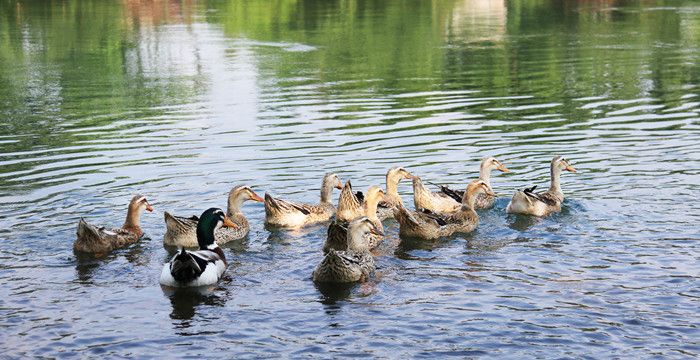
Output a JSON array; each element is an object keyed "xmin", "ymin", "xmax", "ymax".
[
  {"xmin": 377, "ymin": 167, "xmax": 415, "ymax": 220},
  {"xmin": 160, "ymin": 208, "xmax": 236, "ymax": 287},
  {"xmin": 324, "ymin": 186, "xmax": 386, "ymax": 253},
  {"xmin": 506, "ymin": 156, "xmax": 576, "ymax": 217},
  {"xmin": 163, "ymin": 185, "xmax": 262, "ymax": 247},
  {"xmin": 264, "ymin": 173, "xmax": 343, "ymax": 228},
  {"xmin": 313, "ymin": 217, "xmax": 383, "ymax": 283},
  {"xmin": 394, "ymin": 180, "xmax": 494, "ymax": 240},
  {"xmin": 74, "ymin": 195, "xmax": 153, "ymax": 254},
  {"xmin": 421, "ymin": 157, "xmax": 510, "ymax": 212}
]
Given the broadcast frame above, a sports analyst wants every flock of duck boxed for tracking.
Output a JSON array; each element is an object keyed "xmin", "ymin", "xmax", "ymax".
[{"xmin": 74, "ymin": 156, "xmax": 577, "ymax": 288}]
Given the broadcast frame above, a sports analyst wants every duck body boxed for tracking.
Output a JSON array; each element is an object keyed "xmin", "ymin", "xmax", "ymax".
[
  {"xmin": 160, "ymin": 208, "xmax": 235, "ymax": 288},
  {"xmin": 163, "ymin": 186, "xmax": 263, "ymax": 247},
  {"xmin": 395, "ymin": 180, "xmax": 493, "ymax": 240},
  {"xmin": 265, "ymin": 173, "xmax": 342, "ymax": 228},
  {"xmin": 422, "ymin": 157, "xmax": 509, "ymax": 212},
  {"xmin": 506, "ymin": 156, "xmax": 576, "ymax": 217},
  {"xmin": 313, "ymin": 217, "xmax": 382, "ymax": 284},
  {"xmin": 75, "ymin": 219, "xmax": 141, "ymax": 253},
  {"xmin": 74, "ymin": 195, "xmax": 153, "ymax": 254},
  {"xmin": 159, "ymin": 247, "xmax": 227, "ymax": 287},
  {"xmin": 312, "ymin": 250, "xmax": 375, "ymax": 283},
  {"xmin": 324, "ymin": 186, "xmax": 386, "ymax": 253}
]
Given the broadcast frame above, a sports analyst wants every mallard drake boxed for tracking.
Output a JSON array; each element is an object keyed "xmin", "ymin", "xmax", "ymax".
[
  {"xmin": 74, "ymin": 195, "xmax": 153, "ymax": 254},
  {"xmin": 423, "ymin": 157, "xmax": 510, "ymax": 212},
  {"xmin": 313, "ymin": 217, "xmax": 383, "ymax": 283},
  {"xmin": 163, "ymin": 185, "xmax": 262, "ymax": 247},
  {"xmin": 264, "ymin": 173, "xmax": 343, "ymax": 228},
  {"xmin": 377, "ymin": 167, "xmax": 415, "ymax": 220},
  {"xmin": 324, "ymin": 186, "xmax": 386, "ymax": 253},
  {"xmin": 160, "ymin": 208, "xmax": 236, "ymax": 287},
  {"xmin": 506, "ymin": 156, "xmax": 577, "ymax": 217},
  {"xmin": 394, "ymin": 180, "xmax": 494, "ymax": 240}
]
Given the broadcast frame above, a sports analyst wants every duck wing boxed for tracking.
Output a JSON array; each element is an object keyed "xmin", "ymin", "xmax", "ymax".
[
  {"xmin": 265, "ymin": 193, "xmax": 311, "ymax": 215},
  {"xmin": 437, "ymin": 185, "xmax": 464, "ymax": 203},
  {"xmin": 523, "ymin": 185, "xmax": 559, "ymax": 206}
]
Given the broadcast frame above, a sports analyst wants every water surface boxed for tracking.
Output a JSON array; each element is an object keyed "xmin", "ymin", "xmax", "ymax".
[{"xmin": 1, "ymin": 0, "xmax": 699, "ymax": 358}]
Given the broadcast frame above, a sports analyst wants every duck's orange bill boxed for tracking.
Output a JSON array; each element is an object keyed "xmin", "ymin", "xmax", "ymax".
[
  {"xmin": 371, "ymin": 226, "xmax": 385, "ymax": 237},
  {"xmin": 335, "ymin": 183, "xmax": 343, "ymax": 189},
  {"xmin": 251, "ymin": 193, "xmax": 264, "ymax": 202},
  {"xmin": 146, "ymin": 203, "xmax": 154, "ymax": 212},
  {"xmin": 498, "ymin": 164, "xmax": 510, "ymax": 173},
  {"xmin": 566, "ymin": 165, "xmax": 577, "ymax": 173},
  {"xmin": 222, "ymin": 216, "xmax": 238, "ymax": 229}
]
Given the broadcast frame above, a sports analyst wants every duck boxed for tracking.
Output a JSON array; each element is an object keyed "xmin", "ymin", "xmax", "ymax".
[
  {"xmin": 376, "ymin": 167, "xmax": 415, "ymax": 220},
  {"xmin": 163, "ymin": 185, "xmax": 262, "ymax": 247},
  {"xmin": 394, "ymin": 180, "xmax": 494, "ymax": 240},
  {"xmin": 74, "ymin": 194, "xmax": 153, "ymax": 254},
  {"xmin": 324, "ymin": 185, "xmax": 386, "ymax": 253},
  {"xmin": 418, "ymin": 157, "xmax": 510, "ymax": 212},
  {"xmin": 313, "ymin": 217, "xmax": 383, "ymax": 283},
  {"xmin": 264, "ymin": 173, "xmax": 343, "ymax": 228},
  {"xmin": 159, "ymin": 208, "xmax": 236, "ymax": 287},
  {"xmin": 506, "ymin": 156, "xmax": 577, "ymax": 217}
]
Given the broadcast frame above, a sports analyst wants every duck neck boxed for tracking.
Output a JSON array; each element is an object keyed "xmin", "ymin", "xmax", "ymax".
[
  {"xmin": 123, "ymin": 206, "xmax": 143, "ymax": 236},
  {"xmin": 461, "ymin": 188, "xmax": 478, "ymax": 212},
  {"xmin": 364, "ymin": 197, "xmax": 380, "ymax": 221},
  {"xmin": 320, "ymin": 180, "xmax": 334, "ymax": 204},
  {"xmin": 549, "ymin": 164, "xmax": 562, "ymax": 193},
  {"xmin": 479, "ymin": 163, "xmax": 492, "ymax": 185},
  {"xmin": 386, "ymin": 175, "xmax": 399, "ymax": 197},
  {"xmin": 227, "ymin": 194, "xmax": 245, "ymax": 217},
  {"xmin": 196, "ymin": 225, "xmax": 218, "ymax": 251}
]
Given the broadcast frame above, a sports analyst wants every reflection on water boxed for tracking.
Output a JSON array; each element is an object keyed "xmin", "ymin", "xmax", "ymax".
[{"xmin": 1, "ymin": 0, "xmax": 699, "ymax": 357}]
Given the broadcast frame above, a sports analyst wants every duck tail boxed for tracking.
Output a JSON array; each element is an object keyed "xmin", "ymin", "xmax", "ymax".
[
  {"xmin": 76, "ymin": 218, "xmax": 100, "ymax": 242},
  {"xmin": 169, "ymin": 248, "xmax": 202, "ymax": 283},
  {"xmin": 393, "ymin": 203, "xmax": 420, "ymax": 229}
]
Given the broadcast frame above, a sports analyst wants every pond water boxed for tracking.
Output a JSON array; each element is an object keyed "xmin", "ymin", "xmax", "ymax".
[{"xmin": 1, "ymin": 0, "xmax": 699, "ymax": 357}]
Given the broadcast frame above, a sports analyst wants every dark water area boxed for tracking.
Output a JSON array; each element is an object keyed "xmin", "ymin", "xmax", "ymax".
[{"xmin": 0, "ymin": 0, "xmax": 699, "ymax": 357}]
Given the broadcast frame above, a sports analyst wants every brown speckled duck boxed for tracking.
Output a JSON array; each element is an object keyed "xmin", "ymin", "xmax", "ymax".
[
  {"xmin": 163, "ymin": 185, "xmax": 262, "ymax": 247},
  {"xmin": 313, "ymin": 217, "xmax": 383, "ymax": 283},
  {"xmin": 395, "ymin": 180, "xmax": 493, "ymax": 240},
  {"xmin": 264, "ymin": 173, "xmax": 343, "ymax": 228},
  {"xmin": 75, "ymin": 195, "xmax": 153, "ymax": 254},
  {"xmin": 420, "ymin": 157, "xmax": 509, "ymax": 212},
  {"xmin": 324, "ymin": 186, "xmax": 386, "ymax": 253},
  {"xmin": 506, "ymin": 156, "xmax": 576, "ymax": 217},
  {"xmin": 377, "ymin": 167, "xmax": 415, "ymax": 220}
]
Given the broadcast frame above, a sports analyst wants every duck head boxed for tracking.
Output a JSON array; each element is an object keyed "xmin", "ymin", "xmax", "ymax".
[
  {"xmin": 386, "ymin": 167, "xmax": 414, "ymax": 195},
  {"xmin": 463, "ymin": 180, "xmax": 495, "ymax": 209},
  {"xmin": 196, "ymin": 208, "xmax": 237, "ymax": 250},
  {"xmin": 320, "ymin": 173, "xmax": 343, "ymax": 203},
  {"xmin": 552, "ymin": 156, "xmax": 577, "ymax": 173},
  {"xmin": 228, "ymin": 185, "xmax": 264, "ymax": 214},
  {"xmin": 482, "ymin": 157, "xmax": 510, "ymax": 173},
  {"xmin": 347, "ymin": 216, "xmax": 384, "ymax": 252}
]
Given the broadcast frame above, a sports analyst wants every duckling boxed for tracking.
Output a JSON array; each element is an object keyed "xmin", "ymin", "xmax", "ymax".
[
  {"xmin": 160, "ymin": 208, "xmax": 236, "ymax": 287},
  {"xmin": 424, "ymin": 157, "xmax": 510, "ymax": 212},
  {"xmin": 313, "ymin": 217, "xmax": 383, "ymax": 283},
  {"xmin": 394, "ymin": 180, "xmax": 494, "ymax": 240},
  {"xmin": 324, "ymin": 186, "xmax": 386, "ymax": 253},
  {"xmin": 163, "ymin": 186, "xmax": 262, "ymax": 247},
  {"xmin": 264, "ymin": 173, "xmax": 343, "ymax": 228},
  {"xmin": 377, "ymin": 167, "xmax": 415, "ymax": 220},
  {"xmin": 74, "ymin": 195, "xmax": 153, "ymax": 254},
  {"xmin": 506, "ymin": 156, "xmax": 577, "ymax": 217}
]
